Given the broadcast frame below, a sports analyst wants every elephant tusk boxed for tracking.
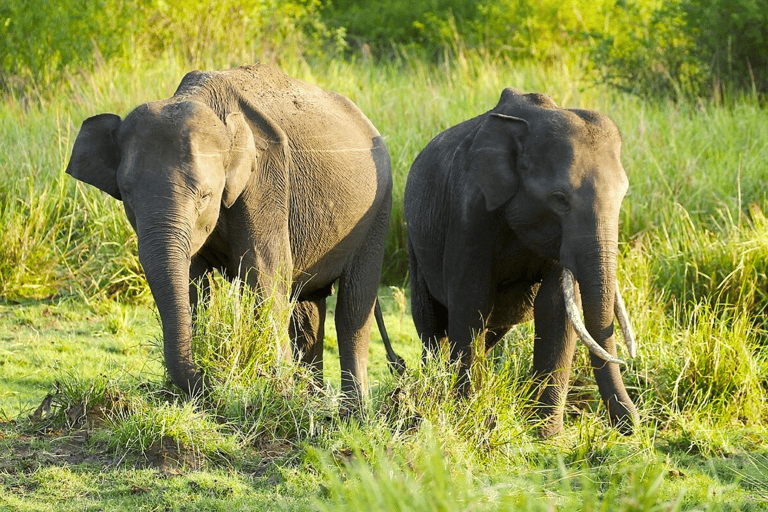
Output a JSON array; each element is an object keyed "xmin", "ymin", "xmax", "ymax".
[
  {"xmin": 561, "ymin": 268, "xmax": 626, "ymax": 366},
  {"xmin": 614, "ymin": 286, "xmax": 637, "ymax": 358}
]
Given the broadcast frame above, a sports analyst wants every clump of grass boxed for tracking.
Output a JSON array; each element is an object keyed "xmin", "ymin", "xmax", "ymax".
[
  {"xmin": 373, "ymin": 332, "xmax": 538, "ymax": 468},
  {"xmin": 610, "ymin": 209, "xmax": 768, "ymax": 444},
  {"xmin": 643, "ymin": 205, "xmax": 768, "ymax": 427},
  {"xmin": 192, "ymin": 275, "xmax": 338, "ymax": 447},
  {"xmin": 191, "ymin": 275, "xmax": 294, "ymax": 384},
  {"xmin": 25, "ymin": 367, "xmax": 139, "ymax": 431},
  {"xmin": 106, "ymin": 396, "xmax": 240, "ymax": 468},
  {"xmin": 60, "ymin": 185, "xmax": 150, "ymax": 304}
]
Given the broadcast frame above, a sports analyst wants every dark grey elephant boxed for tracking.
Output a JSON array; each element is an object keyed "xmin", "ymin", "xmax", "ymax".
[
  {"xmin": 66, "ymin": 64, "xmax": 396, "ymax": 408},
  {"xmin": 404, "ymin": 88, "xmax": 639, "ymax": 437}
]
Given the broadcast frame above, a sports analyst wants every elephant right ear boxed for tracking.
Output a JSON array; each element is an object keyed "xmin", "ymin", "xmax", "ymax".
[
  {"xmin": 467, "ymin": 113, "xmax": 528, "ymax": 211},
  {"xmin": 65, "ymin": 113, "xmax": 122, "ymax": 200}
]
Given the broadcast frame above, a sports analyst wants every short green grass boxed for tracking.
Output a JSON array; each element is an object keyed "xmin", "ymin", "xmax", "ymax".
[{"xmin": 1, "ymin": 50, "xmax": 768, "ymax": 510}]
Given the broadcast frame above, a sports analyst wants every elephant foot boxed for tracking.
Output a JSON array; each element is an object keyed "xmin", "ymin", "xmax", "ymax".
[
  {"xmin": 338, "ymin": 381, "xmax": 367, "ymax": 421},
  {"xmin": 533, "ymin": 402, "xmax": 566, "ymax": 439},
  {"xmin": 538, "ymin": 416, "xmax": 565, "ymax": 439},
  {"xmin": 338, "ymin": 398, "xmax": 366, "ymax": 423},
  {"xmin": 169, "ymin": 368, "xmax": 210, "ymax": 399}
]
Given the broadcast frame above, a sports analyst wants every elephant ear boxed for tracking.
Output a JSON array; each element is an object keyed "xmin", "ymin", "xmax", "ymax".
[
  {"xmin": 65, "ymin": 113, "xmax": 122, "ymax": 200},
  {"xmin": 467, "ymin": 113, "xmax": 529, "ymax": 211},
  {"xmin": 222, "ymin": 112, "xmax": 258, "ymax": 208}
]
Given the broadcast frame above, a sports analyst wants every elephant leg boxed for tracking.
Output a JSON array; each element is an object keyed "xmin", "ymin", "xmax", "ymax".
[
  {"xmin": 335, "ymin": 209, "xmax": 390, "ymax": 412},
  {"xmin": 408, "ymin": 237, "xmax": 449, "ymax": 360},
  {"xmin": 290, "ymin": 298, "xmax": 326, "ymax": 389},
  {"xmin": 531, "ymin": 266, "xmax": 578, "ymax": 438},
  {"xmin": 484, "ymin": 282, "xmax": 538, "ymax": 353},
  {"xmin": 446, "ymin": 291, "xmax": 493, "ymax": 395},
  {"xmin": 235, "ymin": 251, "xmax": 293, "ymax": 364}
]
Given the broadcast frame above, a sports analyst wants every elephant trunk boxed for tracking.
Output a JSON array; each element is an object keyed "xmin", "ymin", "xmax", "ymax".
[
  {"xmin": 577, "ymin": 254, "xmax": 620, "ymax": 363},
  {"xmin": 138, "ymin": 221, "xmax": 205, "ymax": 396},
  {"xmin": 561, "ymin": 269, "xmax": 624, "ymax": 365},
  {"xmin": 564, "ymin": 241, "xmax": 638, "ymax": 431}
]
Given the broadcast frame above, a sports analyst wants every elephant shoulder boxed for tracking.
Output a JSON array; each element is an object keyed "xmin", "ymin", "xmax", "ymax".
[
  {"xmin": 418, "ymin": 115, "xmax": 483, "ymax": 163},
  {"xmin": 407, "ymin": 114, "xmax": 486, "ymax": 203}
]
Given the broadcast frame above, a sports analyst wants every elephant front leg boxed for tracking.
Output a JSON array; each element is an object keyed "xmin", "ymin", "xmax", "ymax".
[
  {"xmin": 531, "ymin": 266, "xmax": 578, "ymax": 438},
  {"xmin": 290, "ymin": 298, "xmax": 326, "ymax": 390},
  {"xmin": 446, "ymin": 293, "xmax": 494, "ymax": 395},
  {"xmin": 443, "ymin": 265, "xmax": 494, "ymax": 395},
  {"xmin": 408, "ymin": 237, "xmax": 449, "ymax": 360},
  {"xmin": 235, "ymin": 248, "xmax": 293, "ymax": 364}
]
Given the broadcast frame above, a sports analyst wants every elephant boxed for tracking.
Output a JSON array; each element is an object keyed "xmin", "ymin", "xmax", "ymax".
[
  {"xmin": 65, "ymin": 64, "xmax": 401, "ymax": 409},
  {"xmin": 404, "ymin": 88, "xmax": 639, "ymax": 437}
]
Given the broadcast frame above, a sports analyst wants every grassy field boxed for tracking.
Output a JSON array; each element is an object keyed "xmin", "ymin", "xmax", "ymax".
[{"xmin": 1, "ymin": 50, "xmax": 768, "ymax": 510}]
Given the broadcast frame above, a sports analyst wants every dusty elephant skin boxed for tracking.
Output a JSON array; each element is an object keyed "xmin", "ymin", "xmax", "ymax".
[
  {"xmin": 404, "ymin": 88, "xmax": 639, "ymax": 437},
  {"xmin": 65, "ymin": 64, "xmax": 394, "ymax": 409}
]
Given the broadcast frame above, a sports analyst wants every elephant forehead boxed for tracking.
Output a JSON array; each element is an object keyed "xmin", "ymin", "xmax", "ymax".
[
  {"xmin": 522, "ymin": 132, "xmax": 626, "ymax": 200},
  {"xmin": 121, "ymin": 102, "xmax": 228, "ymax": 160},
  {"xmin": 122, "ymin": 100, "xmax": 228, "ymax": 147}
]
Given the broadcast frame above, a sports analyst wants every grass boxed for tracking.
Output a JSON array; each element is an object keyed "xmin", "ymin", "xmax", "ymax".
[{"xmin": 1, "ymin": 49, "xmax": 768, "ymax": 510}]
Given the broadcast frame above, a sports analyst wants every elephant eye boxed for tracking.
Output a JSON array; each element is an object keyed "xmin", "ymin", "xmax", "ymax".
[
  {"xmin": 195, "ymin": 190, "xmax": 213, "ymax": 212},
  {"xmin": 122, "ymin": 190, "xmax": 134, "ymax": 208},
  {"xmin": 549, "ymin": 191, "xmax": 570, "ymax": 212}
]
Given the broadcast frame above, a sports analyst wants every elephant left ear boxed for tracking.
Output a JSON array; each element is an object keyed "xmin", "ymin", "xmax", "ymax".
[
  {"xmin": 468, "ymin": 113, "xmax": 528, "ymax": 211},
  {"xmin": 222, "ymin": 112, "xmax": 257, "ymax": 208}
]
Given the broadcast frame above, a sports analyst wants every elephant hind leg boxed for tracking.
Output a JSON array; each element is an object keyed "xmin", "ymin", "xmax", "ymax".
[
  {"xmin": 290, "ymin": 298, "xmax": 326, "ymax": 390},
  {"xmin": 335, "ymin": 204, "xmax": 391, "ymax": 410}
]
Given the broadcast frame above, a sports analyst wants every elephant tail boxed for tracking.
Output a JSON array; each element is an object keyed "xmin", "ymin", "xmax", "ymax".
[{"xmin": 375, "ymin": 298, "xmax": 406, "ymax": 375}]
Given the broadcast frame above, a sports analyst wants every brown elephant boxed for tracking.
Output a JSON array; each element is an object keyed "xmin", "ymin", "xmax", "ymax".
[
  {"xmin": 65, "ymin": 64, "xmax": 398, "ymax": 408},
  {"xmin": 404, "ymin": 88, "xmax": 638, "ymax": 437}
]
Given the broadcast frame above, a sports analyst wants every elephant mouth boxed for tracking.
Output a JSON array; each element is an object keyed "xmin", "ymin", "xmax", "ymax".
[{"xmin": 560, "ymin": 268, "xmax": 636, "ymax": 365}]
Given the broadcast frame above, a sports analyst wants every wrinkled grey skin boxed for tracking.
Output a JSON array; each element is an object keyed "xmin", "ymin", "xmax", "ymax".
[
  {"xmin": 66, "ymin": 64, "xmax": 392, "ymax": 408},
  {"xmin": 404, "ymin": 88, "xmax": 639, "ymax": 437}
]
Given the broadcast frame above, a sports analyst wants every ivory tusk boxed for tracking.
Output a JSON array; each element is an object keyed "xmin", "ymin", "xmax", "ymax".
[
  {"xmin": 614, "ymin": 286, "xmax": 637, "ymax": 358},
  {"xmin": 561, "ymin": 268, "xmax": 626, "ymax": 366}
]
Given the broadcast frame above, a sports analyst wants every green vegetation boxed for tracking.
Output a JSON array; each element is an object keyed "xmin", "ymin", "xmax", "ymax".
[
  {"xmin": 3, "ymin": 0, "xmax": 767, "ymax": 97},
  {"xmin": 1, "ymin": 1, "xmax": 768, "ymax": 511}
]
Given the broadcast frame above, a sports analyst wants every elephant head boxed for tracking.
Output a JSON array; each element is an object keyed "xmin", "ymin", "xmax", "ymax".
[
  {"xmin": 468, "ymin": 89, "xmax": 637, "ymax": 428},
  {"xmin": 66, "ymin": 100, "xmax": 259, "ymax": 395}
]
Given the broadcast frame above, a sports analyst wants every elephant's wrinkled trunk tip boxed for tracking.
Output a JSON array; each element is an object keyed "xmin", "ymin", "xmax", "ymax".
[{"xmin": 560, "ymin": 268, "xmax": 626, "ymax": 366}]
